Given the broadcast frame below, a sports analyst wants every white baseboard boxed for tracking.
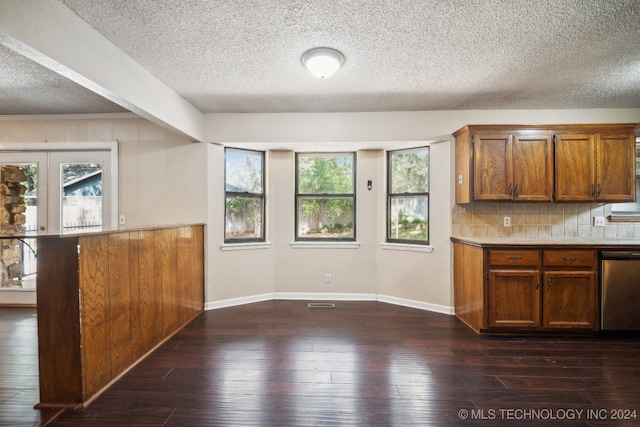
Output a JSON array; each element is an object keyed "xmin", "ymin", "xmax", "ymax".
[
  {"xmin": 204, "ymin": 293, "xmax": 274, "ymax": 310},
  {"xmin": 274, "ymin": 292, "xmax": 377, "ymax": 301},
  {"xmin": 205, "ymin": 292, "xmax": 454, "ymax": 315},
  {"xmin": 377, "ymin": 294, "xmax": 454, "ymax": 315}
]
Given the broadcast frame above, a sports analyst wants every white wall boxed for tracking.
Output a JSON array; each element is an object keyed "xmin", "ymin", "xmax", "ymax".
[
  {"xmin": 0, "ymin": 117, "xmax": 208, "ymax": 227},
  {"xmin": 202, "ymin": 108, "xmax": 640, "ymax": 312}
]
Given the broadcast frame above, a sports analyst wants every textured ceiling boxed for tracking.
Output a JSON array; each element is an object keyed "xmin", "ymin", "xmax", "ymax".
[
  {"xmin": 0, "ymin": 44, "xmax": 127, "ymax": 115},
  {"xmin": 1, "ymin": 0, "xmax": 640, "ymax": 115}
]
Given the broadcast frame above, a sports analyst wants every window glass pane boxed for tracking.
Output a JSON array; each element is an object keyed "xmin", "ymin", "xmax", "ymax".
[
  {"xmin": 225, "ymin": 197, "xmax": 263, "ymax": 239},
  {"xmin": 61, "ymin": 163, "xmax": 103, "ymax": 232},
  {"xmin": 225, "ymin": 148, "xmax": 265, "ymax": 242},
  {"xmin": 298, "ymin": 154, "xmax": 354, "ymax": 194},
  {"xmin": 389, "ymin": 195, "xmax": 429, "ymax": 242},
  {"xmin": 1, "ymin": 164, "xmax": 37, "ymax": 288},
  {"xmin": 612, "ymin": 139, "xmax": 640, "ymax": 213},
  {"xmin": 297, "ymin": 196, "xmax": 354, "ymax": 239},
  {"xmin": 226, "ymin": 149, "xmax": 263, "ymax": 193},
  {"xmin": 1, "ymin": 163, "xmax": 37, "ymax": 233},
  {"xmin": 390, "ymin": 148, "xmax": 429, "ymax": 193}
]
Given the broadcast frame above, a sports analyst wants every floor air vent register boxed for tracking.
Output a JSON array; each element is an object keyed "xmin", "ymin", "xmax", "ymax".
[{"xmin": 307, "ymin": 302, "xmax": 335, "ymax": 308}]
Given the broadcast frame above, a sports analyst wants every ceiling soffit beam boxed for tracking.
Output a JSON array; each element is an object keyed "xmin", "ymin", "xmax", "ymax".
[{"xmin": 0, "ymin": 0, "xmax": 203, "ymax": 142}]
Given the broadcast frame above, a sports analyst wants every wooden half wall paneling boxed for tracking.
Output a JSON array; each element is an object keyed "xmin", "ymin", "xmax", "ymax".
[
  {"xmin": 36, "ymin": 224, "xmax": 205, "ymax": 407},
  {"xmin": 35, "ymin": 237, "xmax": 84, "ymax": 405},
  {"xmin": 107, "ymin": 232, "xmax": 133, "ymax": 385},
  {"xmin": 79, "ymin": 234, "xmax": 110, "ymax": 400}
]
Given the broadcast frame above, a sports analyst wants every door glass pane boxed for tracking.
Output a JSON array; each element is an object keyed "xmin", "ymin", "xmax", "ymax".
[
  {"xmin": 0, "ymin": 163, "xmax": 38, "ymax": 288},
  {"xmin": 61, "ymin": 162, "xmax": 103, "ymax": 233}
]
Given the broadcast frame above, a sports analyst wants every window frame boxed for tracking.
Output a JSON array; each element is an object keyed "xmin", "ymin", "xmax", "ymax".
[
  {"xmin": 386, "ymin": 146, "xmax": 430, "ymax": 245},
  {"xmin": 610, "ymin": 138, "xmax": 640, "ymax": 220},
  {"xmin": 224, "ymin": 147, "xmax": 266, "ymax": 243},
  {"xmin": 295, "ymin": 152, "xmax": 356, "ymax": 242}
]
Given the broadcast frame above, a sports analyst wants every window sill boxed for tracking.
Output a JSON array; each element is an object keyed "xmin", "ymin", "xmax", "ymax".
[
  {"xmin": 290, "ymin": 241, "xmax": 360, "ymax": 249},
  {"xmin": 221, "ymin": 242, "xmax": 271, "ymax": 251},
  {"xmin": 381, "ymin": 242, "xmax": 433, "ymax": 253}
]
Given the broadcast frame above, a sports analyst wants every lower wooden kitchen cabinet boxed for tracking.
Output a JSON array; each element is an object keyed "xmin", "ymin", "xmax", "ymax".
[{"xmin": 453, "ymin": 241, "xmax": 597, "ymax": 334}]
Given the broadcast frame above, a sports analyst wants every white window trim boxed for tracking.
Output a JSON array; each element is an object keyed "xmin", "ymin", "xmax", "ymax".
[
  {"xmin": 381, "ymin": 242, "xmax": 433, "ymax": 253},
  {"xmin": 291, "ymin": 241, "xmax": 360, "ymax": 249},
  {"xmin": 221, "ymin": 242, "xmax": 271, "ymax": 251}
]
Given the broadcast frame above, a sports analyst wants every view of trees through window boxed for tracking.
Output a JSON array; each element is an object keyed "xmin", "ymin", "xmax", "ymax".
[
  {"xmin": 297, "ymin": 153, "xmax": 355, "ymax": 240},
  {"xmin": 225, "ymin": 149, "xmax": 264, "ymax": 241},
  {"xmin": 388, "ymin": 147, "xmax": 430, "ymax": 244}
]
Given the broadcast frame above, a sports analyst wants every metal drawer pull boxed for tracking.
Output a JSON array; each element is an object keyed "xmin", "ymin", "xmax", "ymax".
[
  {"xmin": 507, "ymin": 256, "xmax": 522, "ymax": 260},
  {"xmin": 562, "ymin": 256, "xmax": 577, "ymax": 261}
]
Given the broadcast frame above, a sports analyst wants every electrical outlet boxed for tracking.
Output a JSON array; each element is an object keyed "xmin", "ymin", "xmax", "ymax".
[
  {"xmin": 458, "ymin": 174, "xmax": 464, "ymax": 185},
  {"xmin": 119, "ymin": 215, "xmax": 126, "ymax": 225},
  {"xmin": 325, "ymin": 274, "xmax": 331, "ymax": 283},
  {"xmin": 503, "ymin": 216, "xmax": 511, "ymax": 227},
  {"xmin": 594, "ymin": 216, "xmax": 605, "ymax": 227}
]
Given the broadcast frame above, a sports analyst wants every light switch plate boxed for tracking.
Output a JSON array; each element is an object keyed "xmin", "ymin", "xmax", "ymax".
[{"xmin": 593, "ymin": 216, "xmax": 605, "ymax": 227}]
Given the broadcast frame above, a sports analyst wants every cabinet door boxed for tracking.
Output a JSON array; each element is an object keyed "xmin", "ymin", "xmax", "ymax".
[
  {"xmin": 473, "ymin": 132, "xmax": 513, "ymax": 200},
  {"xmin": 512, "ymin": 131, "xmax": 553, "ymax": 201},
  {"xmin": 554, "ymin": 133, "xmax": 595, "ymax": 202},
  {"xmin": 488, "ymin": 270, "xmax": 541, "ymax": 329},
  {"xmin": 595, "ymin": 131, "xmax": 636, "ymax": 202},
  {"xmin": 542, "ymin": 271, "xmax": 597, "ymax": 330}
]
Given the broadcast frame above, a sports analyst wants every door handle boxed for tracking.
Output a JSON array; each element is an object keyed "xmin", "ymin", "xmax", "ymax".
[
  {"xmin": 515, "ymin": 184, "xmax": 520, "ymax": 196},
  {"xmin": 547, "ymin": 277, "xmax": 551, "ymax": 291},
  {"xmin": 508, "ymin": 183, "xmax": 513, "ymax": 195}
]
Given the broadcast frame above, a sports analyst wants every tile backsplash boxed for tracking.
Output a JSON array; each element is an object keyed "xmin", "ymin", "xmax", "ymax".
[{"xmin": 452, "ymin": 202, "xmax": 640, "ymax": 240}]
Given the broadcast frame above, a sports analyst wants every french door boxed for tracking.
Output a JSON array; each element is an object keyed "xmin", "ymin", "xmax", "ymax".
[
  {"xmin": 1, "ymin": 150, "xmax": 113, "ymax": 234},
  {"xmin": 0, "ymin": 143, "xmax": 117, "ymax": 301}
]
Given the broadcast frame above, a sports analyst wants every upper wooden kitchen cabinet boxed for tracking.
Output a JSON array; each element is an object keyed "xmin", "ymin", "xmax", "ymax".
[
  {"xmin": 554, "ymin": 127, "xmax": 636, "ymax": 202},
  {"xmin": 454, "ymin": 126, "xmax": 552, "ymax": 203},
  {"xmin": 454, "ymin": 124, "xmax": 636, "ymax": 204}
]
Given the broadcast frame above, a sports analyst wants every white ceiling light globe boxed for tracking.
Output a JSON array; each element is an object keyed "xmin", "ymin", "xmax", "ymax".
[{"xmin": 302, "ymin": 48, "xmax": 344, "ymax": 79}]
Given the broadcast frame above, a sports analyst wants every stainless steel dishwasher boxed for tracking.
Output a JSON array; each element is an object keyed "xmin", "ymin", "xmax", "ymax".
[{"xmin": 601, "ymin": 250, "xmax": 640, "ymax": 330}]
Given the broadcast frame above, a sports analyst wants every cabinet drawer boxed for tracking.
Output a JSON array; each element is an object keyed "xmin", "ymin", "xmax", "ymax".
[
  {"xmin": 488, "ymin": 250, "xmax": 540, "ymax": 267},
  {"xmin": 543, "ymin": 250, "xmax": 596, "ymax": 268}
]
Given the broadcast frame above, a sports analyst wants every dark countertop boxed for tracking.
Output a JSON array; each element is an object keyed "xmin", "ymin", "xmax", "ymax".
[
  {"xmin": 0, "ymin": 224, "xmax": 205, "ymax": 239},
  {"xmin": 451, "ymin": 236, "xmax": 640, "ymax": 249}
]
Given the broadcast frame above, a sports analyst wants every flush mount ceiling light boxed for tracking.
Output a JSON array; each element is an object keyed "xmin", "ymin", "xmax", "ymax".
[{"xmin": 301, "ymin": 47, "xmax": 344, "ymax": 79}]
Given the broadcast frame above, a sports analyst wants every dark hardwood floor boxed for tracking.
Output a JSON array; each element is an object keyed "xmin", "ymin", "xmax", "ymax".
[
  {"xmin": 0, "ymin": 307, "xmax": 60, "ymax": 427},
  {"xmin": 2, "ymin": 301, "xmax": 640, "ymax": 426}
]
